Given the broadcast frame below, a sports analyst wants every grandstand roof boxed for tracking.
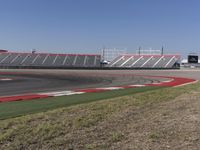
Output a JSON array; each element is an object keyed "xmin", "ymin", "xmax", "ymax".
[{"xmin": 0, "ymin": 51, "xmax": 100, "ymax": 56}]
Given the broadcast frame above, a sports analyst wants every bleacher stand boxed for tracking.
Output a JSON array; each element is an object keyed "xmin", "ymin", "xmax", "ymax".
[
  {"xmin": 0, "ymin": 50, "xmax": 180, "ymax": 69},
  {"xmin": 0, "ymin": 52, "xmax": 101, "ymax": 68},
  {"xmin": 108, "ymin": 54, "xmax": 180, "ymax": 68}
]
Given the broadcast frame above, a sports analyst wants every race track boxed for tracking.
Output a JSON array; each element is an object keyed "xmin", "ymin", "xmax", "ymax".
[
  {"xmin": 0, "ymin": 70, "xmax": 166, "ymax": 97},
  {"xmin": 0, "ymin": 69, "xmax": 199, "ymax": 97}
]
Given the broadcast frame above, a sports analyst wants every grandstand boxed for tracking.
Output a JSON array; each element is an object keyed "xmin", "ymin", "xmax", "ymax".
[
  {"xmin": 0, "ymin": 49, "xmax": 180, "ymax": 69},
  {"xmin": 108, "ymin": 54, "xmax": 180, "ymax": 68},
  {"xmin": 0, "ymin": 52, "xmax": 101, "ymax": 68}
]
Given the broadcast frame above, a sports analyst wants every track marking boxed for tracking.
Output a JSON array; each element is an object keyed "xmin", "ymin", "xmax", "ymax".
[
  {"xmin": 0, "ymin": 78, "xmax": 13, "ymax": 81},
  {"xmin": 96, "ymin": 87, "xmax": 124, "ymax": 90},
  {"xmin": 173, "ymin": 80, "xmax": 199, "ymax": 88},
  {"xmin": 162, "ymin": 79, "xmax": 174, "ymax": 83},
  {"xmin": 0, "ymin": 74, "xmax": 197, "ymax": 103},
  {"xmin": 150, "ymin": 82, "xmax": 161, "ymax": 85},
  {"xmin": 39, "ymin": 91, "xmax": 85, "ymax": 97},
  {"xmin": 128, "ymin": 84, "xmax": 146, "ymax": 87}
]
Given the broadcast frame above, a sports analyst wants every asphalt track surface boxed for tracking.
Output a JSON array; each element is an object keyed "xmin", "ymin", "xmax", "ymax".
[{"xmin": 0, "ymin": 69, "xmax": 199, "ymax": 97}]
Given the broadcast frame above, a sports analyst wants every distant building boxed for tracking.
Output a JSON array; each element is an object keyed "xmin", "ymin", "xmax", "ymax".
[{"xmin": 181, "ymin": 53, "xmax": 200, "ymax": 68}]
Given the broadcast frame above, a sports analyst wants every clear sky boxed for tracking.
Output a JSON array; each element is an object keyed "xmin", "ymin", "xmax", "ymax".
[{"xmin": 0, "ymin": 0, "xmax": 200, "ymax": 57}]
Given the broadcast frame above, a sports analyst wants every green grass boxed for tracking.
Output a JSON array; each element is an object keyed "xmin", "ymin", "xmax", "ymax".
[{"xmin": 0, "ymin": 86, "xmax": 160, "ymax": 120}]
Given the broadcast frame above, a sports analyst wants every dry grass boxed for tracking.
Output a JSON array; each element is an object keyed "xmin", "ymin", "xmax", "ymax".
[{"xmin": 0, "ymin": 82, "xmax": 200, "ymax": 149}]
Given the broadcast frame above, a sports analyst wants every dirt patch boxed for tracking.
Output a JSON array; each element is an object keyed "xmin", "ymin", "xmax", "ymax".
[{"xmin": 115, "ymin": 92, "xmax": 200, "ymax": 150}]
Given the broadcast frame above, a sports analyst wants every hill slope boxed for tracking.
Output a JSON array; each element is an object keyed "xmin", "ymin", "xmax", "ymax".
[{"xmin": 0, "ymin": 83, "xmax": 200, "ymax": 149}]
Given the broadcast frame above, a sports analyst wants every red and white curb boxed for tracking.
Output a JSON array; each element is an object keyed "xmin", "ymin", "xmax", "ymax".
[{"xmin": 0, "ymin": 76, "xmax": 197, "ymax": 103}]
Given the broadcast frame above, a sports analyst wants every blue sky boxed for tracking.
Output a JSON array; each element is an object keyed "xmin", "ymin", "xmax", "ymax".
[{"xmin": 0, "ymin": 0, "xmax": 200, "ymax": 57}]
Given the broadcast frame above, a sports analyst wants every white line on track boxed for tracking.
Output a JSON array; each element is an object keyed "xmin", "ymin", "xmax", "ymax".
[
  {"xmin": 39, "ymin": 91, "xmax": 85, "ymax": 97},
  {"xmin": 96, "ymin": 87, "xmax": 124, "ymax": 90},
  {"xmin": 0, "ymin": 78, "xmax": 13, "ymax": 81},
  {"xmin": 162, "ymin": 79, "xmax": 174, "ymax": 83},
  {"xmin": 128, "ymin": 84, "xmax": 146, "ymax": 87},
  {"xmin": 151, "ymin": 82, "xmax": 161, "ymax": 85}
]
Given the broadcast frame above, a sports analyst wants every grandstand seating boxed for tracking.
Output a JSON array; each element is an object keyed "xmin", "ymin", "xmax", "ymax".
[
  {"xmin": 0, "ymin": 51, "xmax": 180, "ymax": 69},
  {"xmin": 0, "ymin": 52, "xmax": 101, "ymax": 68},
  {"xmin": 108, "ymin": 54, "xmax": 180, "ymax": 68}
]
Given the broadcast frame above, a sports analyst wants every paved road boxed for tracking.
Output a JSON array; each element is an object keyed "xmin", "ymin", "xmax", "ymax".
[
  {"xmin": 0, "ymin": 68, "xmax": 199, "ymax": 97},
  {"xmin": 0, "ymin": 70, "xmax": 164, "ymax": 96}
]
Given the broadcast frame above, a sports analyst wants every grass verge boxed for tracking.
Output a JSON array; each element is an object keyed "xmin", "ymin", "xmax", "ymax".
[
  {"xmin": 0, "ymin": 82, "xmax": 200, "ymax": 149},
  {"xmin": 0, "ymin": 86, "xmax": 160, "ymax": 120}
]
